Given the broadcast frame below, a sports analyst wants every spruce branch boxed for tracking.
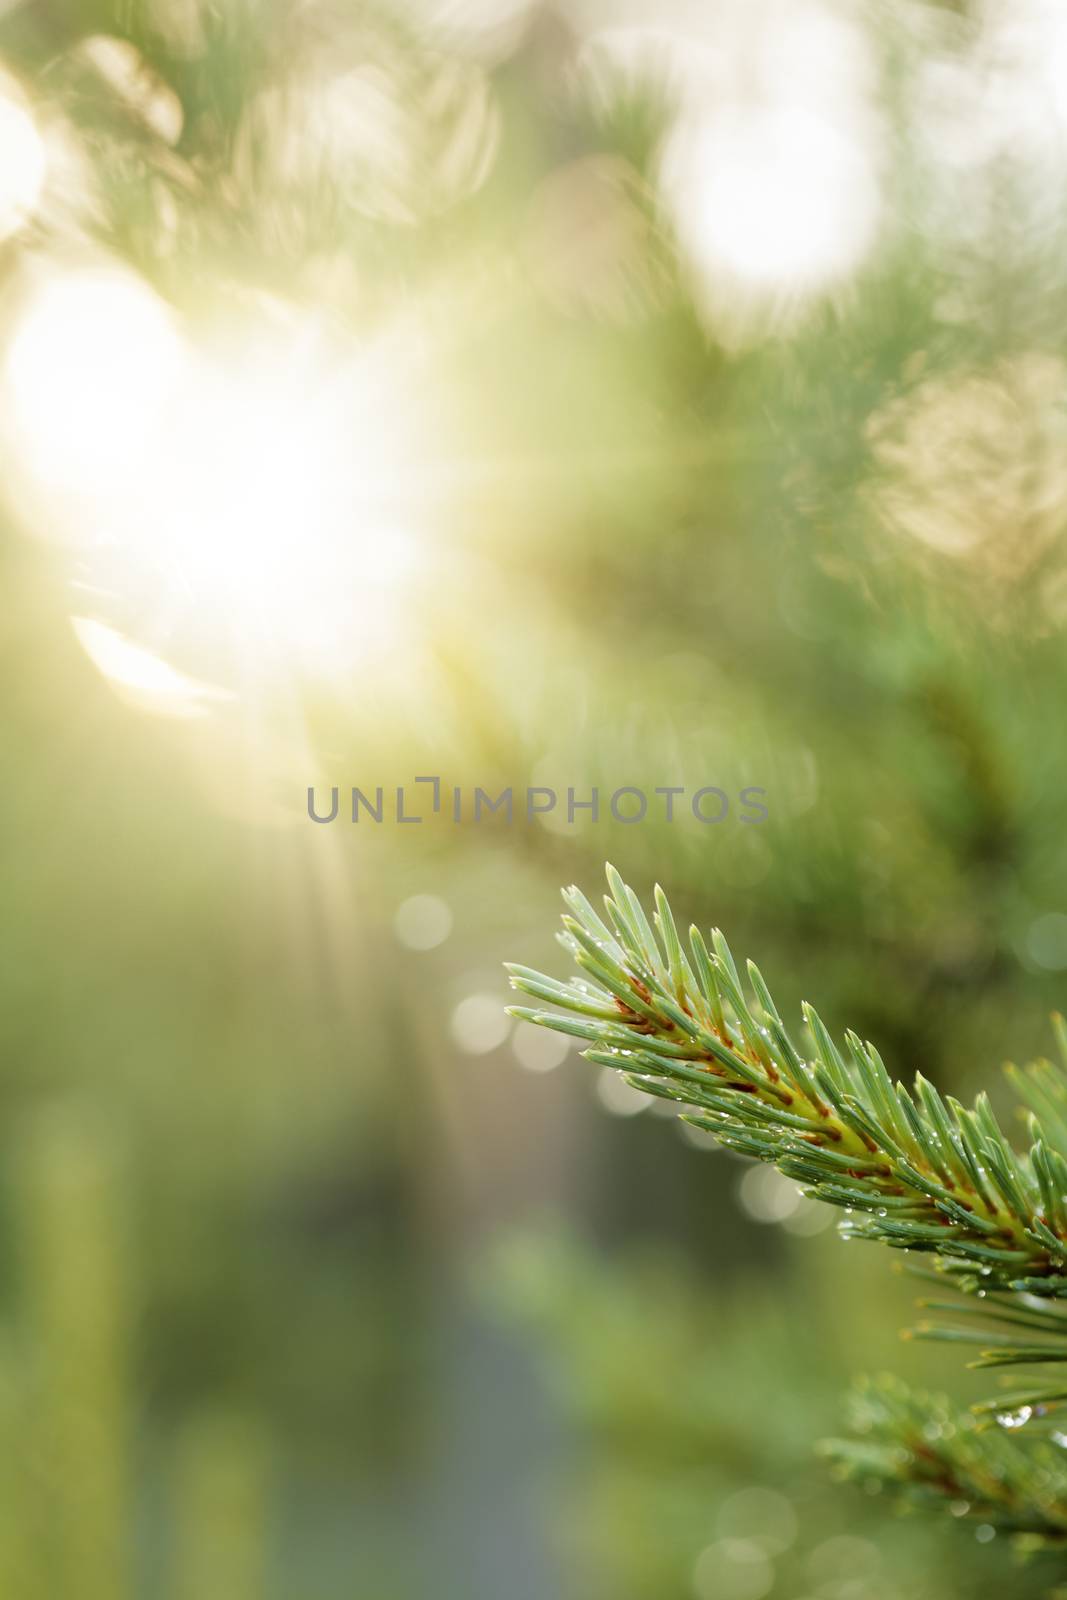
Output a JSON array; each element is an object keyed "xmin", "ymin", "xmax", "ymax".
[
  {"xmin": 506, "ymin": 866, "xmax": 1067, "ymax": 1294},
  {"xmin": 503, "ymin": 866, "xmax": 1067, "ymax": 1545},
  {"xmin": 823, "ymin": 1375, "xmax": 1067, "ymax": 1542}
]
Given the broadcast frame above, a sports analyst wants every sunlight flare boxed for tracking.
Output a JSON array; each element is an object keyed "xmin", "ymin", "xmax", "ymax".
[{"xmin": 3, "ymin": 272, "xmax": 429, "ymax": 693}]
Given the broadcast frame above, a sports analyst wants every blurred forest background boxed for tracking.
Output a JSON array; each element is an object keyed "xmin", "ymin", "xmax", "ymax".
[{"xmin": 2, "ymin": 0, "xmax": 1067, "ymax": 1595}]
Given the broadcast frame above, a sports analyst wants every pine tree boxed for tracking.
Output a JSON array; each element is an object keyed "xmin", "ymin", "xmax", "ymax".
[{"xmin": 507, "ymin": 865, "xmax": 1067, "ymax": 1549}]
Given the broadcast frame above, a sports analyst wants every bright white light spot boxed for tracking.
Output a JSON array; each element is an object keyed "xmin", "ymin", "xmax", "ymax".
[
  {"xmin": 737, "ymin": 1165, "xmax": 802, "ymax": 1224},
  {"xmin": 513, "ymin": 1025, "xmax": 569, "ymax": 1073},
  {"xmin": 595, "ymin": 1067, "xmax": 651, "ymax": 1117},
  {"xmin": 72, "ymin": 617, "xmax": 229, "ymax": 719},
  {"xmin": 910, "ymin": 5, "xmax": 1067, "ymax": 217},
  {"xmin": 4, "ymin": 268, "xmax": 184, "ymax": 493},
  {"xmin": 149, "ymin": 339, "xmax": 421, "ymax": 672},
  {"xmin": 4, "ymin": 287, "xmax": 429, "ymax": 687},
  {"xmin": 666, "ymin": 103, "xmax": 879, "ymax": 300},
  {"xmin": 0, "ymin": 90, "xmax": 46, "ymax": 240},
  {"xmin": 756, "ymin": 2, "xmax": 875, "ymax": 107},
  {"xmin": 451, "ymin": 993, "xmax": 510, "ymax": 1054},
  {"xmin": 394, "ymin": 894, "xmax": 453, "ymax": 950},
  {"xmin": 988, "ymin": 2, "xmax": 1067, "ymax": 144},
  {"xmin": 1027, "ymin": 913, "xmax": 1067, "ymax": 971},
  {"xmin": 1046, "ymin": 20, "xmax": 1067, "ymax": 122}
]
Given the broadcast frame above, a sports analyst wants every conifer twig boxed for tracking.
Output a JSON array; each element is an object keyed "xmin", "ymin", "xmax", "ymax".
[
  {"xmin": 506, "ymin": 866, "xmax": 1067, "ymax": 1294},
  {"xmin": 504, "ymin": 867, "xmax": 1067, "ymax": 1543},
  {"xmin": 823, "ymin": 1375, "xmax": 1067, "ymax": 1542}
]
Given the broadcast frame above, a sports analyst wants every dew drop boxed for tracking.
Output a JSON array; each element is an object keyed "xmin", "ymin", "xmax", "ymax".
[{"xmin": 995, "ymin": 1406, "xmax": 1033, "ymax": 1431}]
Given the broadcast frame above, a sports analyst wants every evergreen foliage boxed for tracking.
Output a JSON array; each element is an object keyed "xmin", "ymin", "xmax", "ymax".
[{"xmin": 507, "ymin": 866, "xmax": 1067, "ymax": 1547}]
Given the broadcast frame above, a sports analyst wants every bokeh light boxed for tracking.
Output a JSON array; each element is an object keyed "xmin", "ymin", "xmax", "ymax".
[
  {"xmin": 3, "ymin": 274, "xmax": 433, "ymax": 690},
  {"xmin": 451, "ymin": 993, "xmax": 512, "ymax": 1054},
  {"xmin": 737, "ymin": 1165, "xmax": 803, "ymax": 1225},
  {"xmin": 660, "ymin": 0, "xmax": 881, "ymax": 337},
  {"xmin": 4, "ymin": 267, "xmax": 184, "ymax": 494},
  {"xmin": 72, "ymin": 617, "xmax": 231, "ymax": 720},
  {"xmin": 512, "ymin": 1025, "xmax": 570, "ymax": 1073},
  {"xmin": 0, "ymin": 81, "xmax": 45, "ymax": 240},
  {"xmin": 667, "ymin": 104, "xmax": 880, "ymax": 298},
  {"xmin": 595, "ymin": 1067, "xmax": 651, "ymax": 1117},
  {"xmin": 394, "ymin": 895, "xmax": 454, "ymax": 951}
]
